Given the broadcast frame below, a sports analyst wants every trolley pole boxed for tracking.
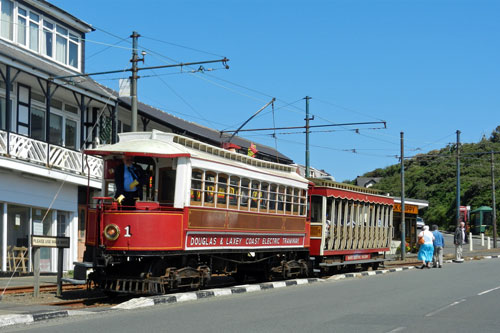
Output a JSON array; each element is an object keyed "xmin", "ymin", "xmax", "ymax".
[
  {"xmin": 304, "ymin": 96, "xmax": 313, "ymax": 178},
  {"xmin": 130, "ymin": 31, "xmax": 140, "ymax": 132},
  {"xmin": 492, "ymin": 151, "xmax": 497, "ymax": 248},
  {"xmin": 400, "ymin": 131, "xmax": 405, "ymax": 260},
  {"xmin": 456, "ymin": 130, "xmax": 461, "ymax": 227}
]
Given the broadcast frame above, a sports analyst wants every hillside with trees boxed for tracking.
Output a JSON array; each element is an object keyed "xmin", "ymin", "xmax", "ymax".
[{"xmin": 357, "ymin": 126, "xmax": 500, "ymax": 227}]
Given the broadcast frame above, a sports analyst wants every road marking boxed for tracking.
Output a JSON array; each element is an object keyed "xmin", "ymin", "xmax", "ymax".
[
  {"xmin": 386, "ymin": 326, "xmax": 406, "ymax": 332},
  {"xmin": 478, "ymin": 286, "xmax": 500, "ymax": 296},
  {"xmin": 425, "ymin": 299, "xmax": 466, "ymax": 317}
]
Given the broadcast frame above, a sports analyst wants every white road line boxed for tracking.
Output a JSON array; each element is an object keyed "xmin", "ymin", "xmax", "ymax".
[
  {"xmin": 478, "ymin": 286, "xmax": 500, "ymax": 296},
  {"xmin": 425, "ymin": 299, "xmax": 466, "ymax": 317},
  {"xmin": 386, "ymin": 326, "xmax": 406, "ymax": 332}
]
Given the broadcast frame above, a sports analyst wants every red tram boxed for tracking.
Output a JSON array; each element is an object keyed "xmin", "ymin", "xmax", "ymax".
[{"xmin": 76, "ymin": 130, "xmax": 393, "ymax": 294}]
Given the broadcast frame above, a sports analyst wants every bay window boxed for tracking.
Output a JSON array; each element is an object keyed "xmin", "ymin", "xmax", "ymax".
[
  {"xmin": 17, "ymin": 7, "xmax": 26, "ymax": 45},
  {"xmin": 0, "ymin": 0, "xmax": 13, "ymax": 40},
  {"xmin": 55, "ymin": 25, "xmax": 67, "ymax": 64},
  {"xmin": 29, "ymin": 12, "xmax": 39, "ymax": 52},
  {"xmin": 42, "ymin": 20, "xmax": 53, "ymax": 57}
]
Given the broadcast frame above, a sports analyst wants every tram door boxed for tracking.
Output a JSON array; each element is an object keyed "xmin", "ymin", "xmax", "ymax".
[{"xmin": 158, "ymin": 159, "xmax": 176, "ymax": 205}]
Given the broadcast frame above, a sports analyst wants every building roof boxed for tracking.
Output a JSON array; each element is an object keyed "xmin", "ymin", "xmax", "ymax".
[
  {"xmin": 0, "ymin": 40, "xmax": 116, "ymax": 103},
  {"xmin": 393, "ymin": 197, "xmax": 429, "ymax": 209},
  {"xmin": 356, "ymin": 176, "xmax": 382, "ymax": 188},
  {"xmin": 24, "ymin": 0, "xmax": 94, "ymax": 33}
]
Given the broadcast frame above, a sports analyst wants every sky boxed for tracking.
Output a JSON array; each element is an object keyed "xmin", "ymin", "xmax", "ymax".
[{"xmin": 51, "ymin": 0, "xmax": 500, "ymax": 181}]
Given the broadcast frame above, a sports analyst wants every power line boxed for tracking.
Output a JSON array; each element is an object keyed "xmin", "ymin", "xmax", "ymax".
[{"xmin": 140, "ymin": 35, "xmax": 225, "ymax": 58}]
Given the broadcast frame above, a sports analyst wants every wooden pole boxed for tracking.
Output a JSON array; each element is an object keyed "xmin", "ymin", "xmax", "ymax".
[{"xmin": 33, "ymin": 247, "xmax": 40, "ymax": 298}]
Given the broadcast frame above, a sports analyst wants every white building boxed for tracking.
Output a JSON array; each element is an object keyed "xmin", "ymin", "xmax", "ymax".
[{"xmin": 0, "ymin": 0, "xmax": 297, "ymax": 274}]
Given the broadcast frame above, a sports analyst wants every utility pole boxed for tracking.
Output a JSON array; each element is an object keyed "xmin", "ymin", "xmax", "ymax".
[
  {"xmin": 492, "ymin": 151, "xmax": 497, "ymax": 248},
  {"xmin": 130, "ymin": 31, "xmax": 141, "ymax": 132},
  {"xmin": 400, "ymin": 131, "xmax": 405, "ymax": 260},
  {"xmin": 456, "ymin": 130, "xmax": 461, "ymax": 227},
  {"xmin": 304, "ymin": 96, "xmax": 313, "ymax": 178}
]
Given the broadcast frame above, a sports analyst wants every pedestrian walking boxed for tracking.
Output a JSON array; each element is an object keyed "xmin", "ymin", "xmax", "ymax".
[
  {"xmin": 432, "ymin": 225, "xmax": 444, "ymax": 268},
  {"xmin": 454, "ymin": 221, "xmax": 468, "ymax": 261},
  {"xmin": 418, "ymin": 225, "xmax": 435, "ymax": 269}
]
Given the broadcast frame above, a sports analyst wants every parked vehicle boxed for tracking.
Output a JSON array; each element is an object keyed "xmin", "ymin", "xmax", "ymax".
[{"xmin": 416, "ymin": 217, "xmax": 424, "ymax": 229}]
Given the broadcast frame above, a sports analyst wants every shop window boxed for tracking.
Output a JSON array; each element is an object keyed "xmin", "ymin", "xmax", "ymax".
[{"xmin": 7, "ymin": 205, "xmax": 29, "ymax": 248}]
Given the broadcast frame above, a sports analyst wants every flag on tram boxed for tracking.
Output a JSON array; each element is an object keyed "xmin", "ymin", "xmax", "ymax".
[{"xmin": 248, "ymin": 143, "xmax": 258, "ymax": 157}]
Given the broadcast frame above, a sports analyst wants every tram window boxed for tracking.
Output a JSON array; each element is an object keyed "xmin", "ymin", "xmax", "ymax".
[
  {"xmin": 269, "ymin": 184, "xmax": 277, "ymax": 212},
  {"xmin": 217, "ymin": 174, "xmax": 228, "ymax": 207},
  {"xmin": 250, "ymin": 181, "xmax": 260, "ymax": 211},
  {"xmin": 205, "ymin": 172, "xmax": 216, "ymax": 206},
  {"xmin": 285, "ymin": 187, "xmax": 292, "ymax": 214},
  {"xmin": 190, "ymin": 169, "xmax": 203, "ymax": 205},
  {"xmin": 277, "ymin": 186, "xmax": 285, "ymax": 214},
  {"xmin": 240, "ymin": 178, "xmax": 250, "ymax": 210},
  {"xmin": 158, "ymin": 165, "xmax": 176, "ymax": 205},
  {"xmin": 292, "ymin": 188, "xmax": 299, "ymax": 215},
  {"xmin": 229, "ymin": 176, "xmax": 239, "ymax": 208},
  {"xmin": 310, "ymin": 196, "xmax": 322, "ymax": 222},
  {"xmin": 261, "ymin": 183, "xmax": 269, "ymax": 212},
  {"xmin": 300, "ymin": 189, "xmax": 307, "ymax": 216}
]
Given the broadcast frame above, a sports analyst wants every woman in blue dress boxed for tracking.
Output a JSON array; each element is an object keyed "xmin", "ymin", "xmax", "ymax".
[{"xmin": 418, "ymin": 225, "xmax": 435, "ymax": 269}]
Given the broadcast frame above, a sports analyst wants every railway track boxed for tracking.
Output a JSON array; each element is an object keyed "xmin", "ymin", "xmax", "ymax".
[
  {"xmin": 1, "ymin": 284, "xmax": 85, "ymax": 295},
  {"xmin": 0, "ymin": 261, "xmax": 421, "ymax": 309}
]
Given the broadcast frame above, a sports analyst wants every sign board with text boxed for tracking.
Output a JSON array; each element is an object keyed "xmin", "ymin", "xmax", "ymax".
[
  {"xmin": 31, "ymin": 236, "xmax": 70, "ymax": 248},
  {"xmin": 393, "ymin": 203, "xmax": 419, "ymax": 215}
]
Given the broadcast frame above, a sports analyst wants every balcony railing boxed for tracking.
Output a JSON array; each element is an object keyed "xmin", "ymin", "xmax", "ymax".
[{"xmin": 0, "ymin": 130, "xmax": 102, "ymax": 179}]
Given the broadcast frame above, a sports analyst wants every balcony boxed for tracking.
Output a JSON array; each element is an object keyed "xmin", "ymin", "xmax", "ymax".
[{"xmin": 0, "ymin": 129, "xmax": 102, "ymax": 180}]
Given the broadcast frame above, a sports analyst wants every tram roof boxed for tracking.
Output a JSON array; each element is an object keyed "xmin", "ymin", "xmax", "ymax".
[
  {"xmin": 308, "ymin": 178, "xmax": 394, "ymax": 204},
  {"xmin": 86, "ymin": 130, "xmax": 308, "ymax": 184}
]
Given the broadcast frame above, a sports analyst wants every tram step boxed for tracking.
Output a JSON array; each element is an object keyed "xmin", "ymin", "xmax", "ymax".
[{"xmin": 61, "ymin": 278, "xmax": 87, "ymax": 285}]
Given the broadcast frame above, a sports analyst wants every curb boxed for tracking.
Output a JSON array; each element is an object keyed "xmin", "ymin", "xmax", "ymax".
[
  {"xmin": 327, "ymin": 266, "xmax": 415, "ymax": 281},
  {"xmin": 2, "ymin": 254, "xmax": 500, "ymax": 328},
  {"xmin": 113, "ymin": 278, "xmax": 323, "ymax": 310}
]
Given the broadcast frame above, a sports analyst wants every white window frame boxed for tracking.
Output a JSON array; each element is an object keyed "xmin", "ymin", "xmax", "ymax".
[{"xmin": 0, "ymin": 3, "xmax": 82, "ymax": 72}]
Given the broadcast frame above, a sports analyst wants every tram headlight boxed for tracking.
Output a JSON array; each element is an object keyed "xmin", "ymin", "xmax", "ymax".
[{"xmin": 104, "ymin": 224, "xmax": 120, "ymax": 241}]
